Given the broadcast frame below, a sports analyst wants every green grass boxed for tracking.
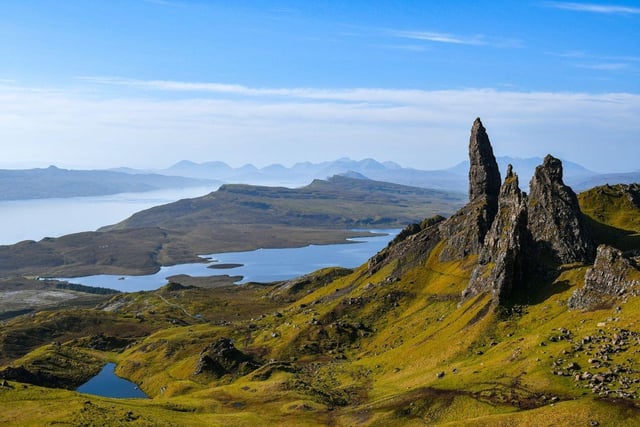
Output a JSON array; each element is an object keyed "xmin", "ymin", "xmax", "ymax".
[
  {"xmin": 2, "ymin": 250, "xmax": 640, "ymax": 425},
  {"xmin": 579, "ymin": 184, "xmax": 640, "ymax": 251},
  {"xmin": 3, "ymin": 183, "xmax": 640, "ymax": 424}
]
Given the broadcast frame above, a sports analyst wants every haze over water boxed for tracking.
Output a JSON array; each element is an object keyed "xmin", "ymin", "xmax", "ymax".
[{"xmin": 0, "ymin": 187, "xmax": 216, "ymax": 245}]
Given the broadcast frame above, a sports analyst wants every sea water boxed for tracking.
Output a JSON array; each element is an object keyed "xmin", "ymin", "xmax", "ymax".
[
  {"xmin": 55, "ymin": 229, "xmax": 399, "ymax": 292},
  {"xmin": 0, "ymin": 186, "xmax": 216, "ymax": 245}
]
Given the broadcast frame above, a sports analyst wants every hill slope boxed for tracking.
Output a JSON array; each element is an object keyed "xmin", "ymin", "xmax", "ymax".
[
  {"xmin": 0, "ymin": 175, "xmax": 464, "ymax": 278},
  {"xmin": 1, "ymin": 120, "xmax": 640, "ymax": 425},
  {"xmin": 103, "ymin": 175, "xmax": 464, "ymax": 231}
]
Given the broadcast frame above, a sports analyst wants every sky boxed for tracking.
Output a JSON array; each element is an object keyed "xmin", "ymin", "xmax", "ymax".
[{"xmin": 0, "ymin": 0, "xmax": 639, "ymax": 172}]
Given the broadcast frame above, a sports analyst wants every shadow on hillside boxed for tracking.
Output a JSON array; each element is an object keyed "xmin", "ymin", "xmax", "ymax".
[
  {"xmin": 584, "ymin": 215, "xmax": 640, "ymax": 252},
  {"xmin": 528, "ymin": 279, "xmax": 571, "ymax": 305},
  {"xmin": 508, "ymin": 273, "xmax": 570, "ymax": 307}
]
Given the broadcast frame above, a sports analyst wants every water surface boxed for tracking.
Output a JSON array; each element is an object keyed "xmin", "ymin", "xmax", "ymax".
[
  {"xmin": 58, "ymin": 229, "xmax": 399, "ymax": 292},
  {"xmin": 0, "ymin": 186, "xmax": 216, "ymax": 245},
  {"xmin": 76, "ymin": 363, "xmax": 147, "ymax": 399}
]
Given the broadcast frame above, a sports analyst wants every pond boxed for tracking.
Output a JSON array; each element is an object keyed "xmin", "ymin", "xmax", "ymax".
[
  {"xmin": 57, "ymin": 229, "xmax": 399, "ymax": 292},
  {"xmin": 76, "ymin": 363, "xmax": 147, "ymax": 399}
]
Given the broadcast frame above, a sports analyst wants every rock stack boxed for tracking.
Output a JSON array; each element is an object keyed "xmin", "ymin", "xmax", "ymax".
[
  {"xmin": 464, "ymin": 165, "xmax": 528, "ymax": 303},
  {"xmin": 528, "ymin": 155, "xmax": 595, "ymax": 264},
  {"xmin": 370, "ymin": 118, "xmax": 599, "ymax": 307},
  {"xmin": 439, "ymin": 118, "xmax": 501, "ymax": 262},
  {"xmin": 451, "ymin": 119, "xmax": 595, "ymax": 305}
]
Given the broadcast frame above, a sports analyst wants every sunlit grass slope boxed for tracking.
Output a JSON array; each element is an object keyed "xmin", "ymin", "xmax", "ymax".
[{"xmin": 2, "ymin": 183, "xmax": 640, "ymax": 425}]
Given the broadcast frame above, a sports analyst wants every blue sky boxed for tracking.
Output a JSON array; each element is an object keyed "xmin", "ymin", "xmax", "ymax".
[{"xmin": 1, "ymin": 1, "xmax": 639, "ymax": 172}]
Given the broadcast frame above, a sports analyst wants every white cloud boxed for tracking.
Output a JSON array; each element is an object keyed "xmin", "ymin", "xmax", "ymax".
[
  {"xmin": 549, "ymin": 51, "xmax": 640, "ymax": 62},
  {"xmin": 545, "ymin": 2, "xmax": 640, "ymax": 14},
  {"xmin": 547, "ymin": 51, "xmax": 640, "ymax": 73},
  {"xmin": 1, "ymin": 82, "xmax": 639, "ymax": 173},
  {"xmin": 390, "ymin": 30, "xmax": 522, "ymax": 48},
  {"xmin": 391, "ymin": 30, "xmax": 487, "ymax": 46}
]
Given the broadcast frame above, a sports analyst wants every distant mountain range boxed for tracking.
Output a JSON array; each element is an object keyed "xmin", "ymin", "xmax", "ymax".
[
  {"xmin": 4, "ymin": 157, "xmax": 638, "ymax": 202},
  {"xmin": 134, "ymin": 157, "xmax": 640, "ymax": 193},
  {"xmin": 0, "ymin": 166, "xmax": 220, "ymax": 201}
]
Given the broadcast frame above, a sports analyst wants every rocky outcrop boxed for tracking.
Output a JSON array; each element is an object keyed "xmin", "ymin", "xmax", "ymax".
[
  {"xmin": 368, "ymin": 216, "xmax": 443, "ymax": 276},
  {"xmin": 0, "ymin": 365, "xmax": 81, "ymax": 389},
  {"xmin": 463, "ymin": 165, "xmax": 528, "ymax": 303},
  {"xmin": 625, "ymin": 183, "xmax": 640, "ymax": 207},
  {"xmin": 568, "ymin": 245, "xmax": 640, "ymax": 310},
  {"xmin": 528, "ymin": 155, "xmax": 595, "ymax": 265},
  {"xmin": 439, "ymin": 118, "xmax": 500, "ymax": 261},
  {"xmin": 468, "ymin": 118, "xmax": 501, "ymax": 202},
  {"xmin": 372, "ymin": 118, "xmax": 600, "ymax": 306},
  {"xmin": 0, "ymin": 366, "xmax": 53, "ymax": 387},
  {"xmin": 194, "ymin": 338, "xmax": 260, "ymax": 378}
]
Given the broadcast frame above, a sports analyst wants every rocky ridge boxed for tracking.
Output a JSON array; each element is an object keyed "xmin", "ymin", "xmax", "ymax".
[
  {"xmin": 568, "ymin": 245, "xmax": 640, "ymax": 310},
  {"xmin": 386, "ymin": 118, "xmax": 597, "ymax": 306}
]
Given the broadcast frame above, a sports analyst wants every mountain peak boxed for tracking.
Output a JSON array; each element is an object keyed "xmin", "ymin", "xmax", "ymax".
[
  {"xmin": 468, "ymin": 117, "xmax": 501, "ymax": 201},
  {"xmin": 541, "ymin": 154, "xmax": 563, "ymax": 182}
]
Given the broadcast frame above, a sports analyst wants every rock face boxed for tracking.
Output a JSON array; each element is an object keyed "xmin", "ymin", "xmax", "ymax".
[
  {"xmin": 439, "ymin": 118, "xmax": 501, "ymax": 261},
  {"xmin": 568, "ymin": 245, "xmax": 640, "ymax": 310},
  {"xmin": 464, "ymin": 165, "xmax": 528, "ymax": 303},
  {"xmin": 451, "ymin": 123, "xmax": 596, "ymax": 305},
  {"xmin": 194, "ymin": 338, "xmax": 260, "ymax": 378},
  {"xmin": 376, "ymin": 118, "xmax": 599, "ymax": 306},
  {"xmin": 368, "ymin": 216, "xmax": 444, "ymax": 276},
  {"xmin": 468, "ymin": 118, "xmax": 501, "ymax": 202},
  {"xmin": 527, "ymin": 155, "xmax": 595, "ymax": 264},
  {"xmin": 624, "ymin": 183, "xmax": 640, "ymax": 207}
]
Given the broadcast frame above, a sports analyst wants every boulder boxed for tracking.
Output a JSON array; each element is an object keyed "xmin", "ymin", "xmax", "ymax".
[{"xmin": 194, "ymin": 338, "xmax": 260, "ymax": 378}]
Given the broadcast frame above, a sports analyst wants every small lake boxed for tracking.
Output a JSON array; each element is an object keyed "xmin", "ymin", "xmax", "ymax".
[
  {"xmin": 57, "ymin": 229, "xmax": 399, "ymax": 292},
  {"xmin": 76, "ymin": 363, "xmax": 147, "ymax": 399}
]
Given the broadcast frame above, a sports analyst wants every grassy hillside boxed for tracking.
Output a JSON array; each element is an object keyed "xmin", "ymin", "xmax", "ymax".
[
  {"xmin": 578, "ymin": 184, "xmax": 640, "ymax": 251},
  {"xmin": 0, "ymin": 176, "xmax": 464, "ymax": 278},
  {"xmin": 1, "ymin": 183, "xmax": 640, "ymax": 425},
  {"xmin": 103, "ymin": 175, "xmax": 464, "ymax": 231}
]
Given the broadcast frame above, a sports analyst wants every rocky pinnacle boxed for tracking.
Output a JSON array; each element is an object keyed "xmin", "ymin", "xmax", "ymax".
[
  {"xmin": 527, "ymin": 154, "xmax": 595, "ymax": 264},
  {"xmin": 438, "ymin": 118, "xmax": 501, "ymax": 261},
  {"xmin": 463, "ymin": 164, "xmax": 528, "ymax": 303},
  {"xmin": 468, "ymin": 118, "xmax": 501, "ymax": 202}
]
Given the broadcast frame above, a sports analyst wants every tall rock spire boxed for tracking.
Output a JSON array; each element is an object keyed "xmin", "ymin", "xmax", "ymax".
[
  {"xmin": 438, "ymin": 118, "xmax": 501, "ymax": 261},
  {"xmin": 463, "ymin": 164, "xmax": 528, "ymax": 303},
  {"xmin": 468, "ymin": 118, "xmax": 501, "ymax": 202},
  {"xmin": 527, "ymin": 155, "xmax": 595, "ymax": 264}
]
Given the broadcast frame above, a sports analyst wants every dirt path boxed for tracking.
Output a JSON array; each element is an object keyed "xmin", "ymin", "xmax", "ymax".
[{"xmin": 156, "ymin": 294, "xmax": 207, "ymax": 322}]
